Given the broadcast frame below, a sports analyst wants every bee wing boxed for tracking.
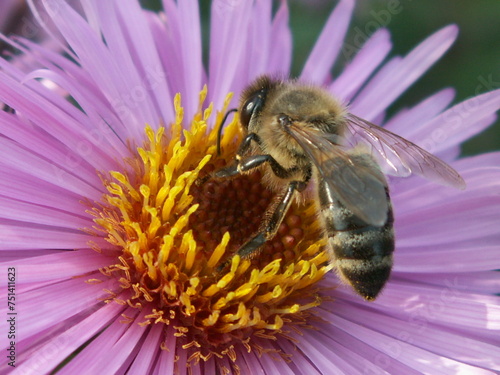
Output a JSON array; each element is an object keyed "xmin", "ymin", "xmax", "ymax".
[
  {"xmin": 345, "ymin": 114, "xmax": 466, "ymax": 189},
  {"xmin": 287, "ymin": 122, "xmax": 389, "ymax": 226}
]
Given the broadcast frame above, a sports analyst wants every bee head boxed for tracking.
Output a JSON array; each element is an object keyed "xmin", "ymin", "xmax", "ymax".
[{"xmin": 239, "ymin": 76, "xmax": 282, "ymax": 130}]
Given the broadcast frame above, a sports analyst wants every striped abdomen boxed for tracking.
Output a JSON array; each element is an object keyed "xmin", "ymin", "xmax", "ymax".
[{"xmin": 318, "ymin": 179, "xmax": 394, "ymax": 301}]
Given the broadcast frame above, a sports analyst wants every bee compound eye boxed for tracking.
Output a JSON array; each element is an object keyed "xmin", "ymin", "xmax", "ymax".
[
  {"xmin": 240, "ymin": 98, "xmax": 255, "ymax": 128},
  {"xmin": 240, "ymin": 89, "xmax": 266, "ymax": 128}
]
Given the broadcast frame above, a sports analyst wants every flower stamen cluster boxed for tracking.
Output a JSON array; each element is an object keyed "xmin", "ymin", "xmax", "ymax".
[{"xmin": 89, "ymin": 91, "xmax": 332, "ymax": 359}]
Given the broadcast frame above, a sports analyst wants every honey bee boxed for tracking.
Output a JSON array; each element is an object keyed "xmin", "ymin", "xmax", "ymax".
[{"xmin": 213, "ymin": 76, "xmax": 465, "ymax": 301}]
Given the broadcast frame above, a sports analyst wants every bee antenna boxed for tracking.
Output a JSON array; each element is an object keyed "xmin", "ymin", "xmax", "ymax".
[{"xmin": 216, "ymin": 108, "xmax": 238, "ymax": 156}]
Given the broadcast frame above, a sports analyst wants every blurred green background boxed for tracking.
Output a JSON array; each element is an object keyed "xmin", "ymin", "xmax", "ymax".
[{"xmin": 142, "ymin": 1, "xmax": 499, "ymax": 156}]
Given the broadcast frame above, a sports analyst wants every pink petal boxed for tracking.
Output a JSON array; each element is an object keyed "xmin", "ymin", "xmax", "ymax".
[
  {"xmin": 21, "ymin": 68, "xmax": 131, "ymax": 159},
  {"xmin": 351, "ymin": 25, "xmax": 458, "ymax": 121},
  {"xmin": 0, "ymin": 72, "xmax": 121, "ymax": 173},
  {"xmin": 251, "ymin": 338, "xmax": 297, "ymax": 375},
  {"xmin": 0, "ymin": 196, "xmax": 90, "ymax": 229},
  {"xmin": 0, "ymin": 249, "xmax": 61, "ymax": 260},
  {"xmin": 155, "ymin": 324, "xmax": 177, "ymax": 374},
  {"xmin": 330, "ymin": 28, "xmax": 392, "ymax": 101},
  {"xmin": 268, "ymin": 2, "xmax": 292, "ymax": 75},
  {"xmin": 294, "ymin": 330, "xmax": 372, "ymax": 374},
  {"xmin": 397, "ymin": 271, "xmax": 500, "ymax": 295},
  {"xmin": 297, "ymin": 308, "xmax": 421, "ymax": 375},
  {"xmin": 0, "ymin": 136, "xmax": 102, "ymax": 198},
  {"xmin": 1, "ymin": 250, "xmax": 111, "ymax": 283},
  {"xmin": 0, "ymin": 166, "xmax": 85, "ymax": 213},
  {"xmin": 326, "ymin": 301, "xmax": 500, "ymax": 372},
  {"xmin": 127, "ymin": 323, "xmax": 163, "ymax": 374},
  {"xmin": 409, "ymin": 89, "xmax": 500, "ymax": 154},
  {"xmin": 11, "ymin": 303, "xmax": 124, "ymax": 375},
  {"xmin": 370, "ymin": 281, "xmax": 500, "ymax": 332},
  {"xmin": 276, "ymin": 339, "xmax": 322, "ymax": 375},
  {"xmin": 396, "ymin": 199, "xmax": 499, "ymax": 246},
  {"xmin": 160, "ymin": 0, "xmax": 203, "ymax": 120},
  {"xmin": 383, "ymin": 88, "xmax": 456, "ymax": 137},
  {"xmin": 92, "ymin": 309, "xmax": 149, "ymax": 374},
  {"xmin": 12, "ymin": 277, "xmax": 115, "ymax": 339},
  {"xmin": 202, "ymin": 355, "xmax": 216, "ymax": 375},
  {"xmin": 395, "ymin": 245, "xmax": 500, "ymax": 273},
  {"xmin": 58, "ymin": 306, "xmax": 139, "ymax": 374},
  {"xmin": 208, "ymin": 0, "xmax": 253, "ymax": 110},
  {"xmin": 115, "ymin": 1, "xmax": 177, "ymax": 122},
  {"xmin": 300, "ymin": 0, "xmax": 355, "ymax": 83},
  {"xmin": 243, "ymin": 0, "xmax": 273, "ymax": 79},
  {"xmin": 235, "ymin": 349, "xmax": 264, "ymax": 374},
  {"xmin": 317, "ymin": 303, "xmax": 499, "ymax": 374},
  {"xmin": 42, "ymin": 1, "xmax": 151, "ymax": 140},
  {"xmin": 0, "ymin": 223, "xmax": 103, "ymax": 250}
]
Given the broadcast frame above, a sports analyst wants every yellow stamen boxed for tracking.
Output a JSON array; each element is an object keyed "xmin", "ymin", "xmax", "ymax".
[{"xmin": 88, "ymin": 90, "xmax": 332, "ymax": 362}]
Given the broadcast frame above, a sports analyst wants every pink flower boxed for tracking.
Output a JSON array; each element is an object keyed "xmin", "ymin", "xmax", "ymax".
[{"xmin": 0, "ymin": 1, "xmax": 499, "ymax": 374}]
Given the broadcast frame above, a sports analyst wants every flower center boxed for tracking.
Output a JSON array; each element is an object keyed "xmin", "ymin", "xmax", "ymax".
[{"xmin": 88, "ymin": 90, "xmax": 332, "ymax": 361}]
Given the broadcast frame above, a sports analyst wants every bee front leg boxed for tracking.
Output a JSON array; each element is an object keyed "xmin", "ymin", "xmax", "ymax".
[
  {"xmin": 211, "ymin": 133, "xmax": 262, "ymax": 177},
  {"xmin": 197, "ymin": 133, "xmax": 262, "ymax": 185},
  {"xmin": 212, "ymin": 154, "xmax": 273, "ymax": 179}
]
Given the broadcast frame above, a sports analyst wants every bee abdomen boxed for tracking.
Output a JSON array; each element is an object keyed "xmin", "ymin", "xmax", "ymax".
[
  {"xmin": 329, "ymin": 226, "xmax": 394, "ymax": 301},
  {"xmin": 319, "ymin": 183, "xmax": 394, "ymax": 301}
]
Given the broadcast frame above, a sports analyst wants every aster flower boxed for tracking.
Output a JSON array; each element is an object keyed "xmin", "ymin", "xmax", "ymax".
[{"xmin": 1, "ymin": 0, "xmax": 499, "ymax": 374}]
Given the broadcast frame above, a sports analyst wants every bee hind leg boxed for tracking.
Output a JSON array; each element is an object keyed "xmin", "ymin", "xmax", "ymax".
[{"xmin": 218, "ymin": 180, "xmax": 306, "ymax": 271}]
